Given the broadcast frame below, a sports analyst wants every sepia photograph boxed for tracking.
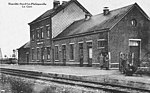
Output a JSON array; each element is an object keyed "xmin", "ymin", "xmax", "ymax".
[{"xmin": 1, "ymin": 0, "xmax": 150, "ymax": 92}]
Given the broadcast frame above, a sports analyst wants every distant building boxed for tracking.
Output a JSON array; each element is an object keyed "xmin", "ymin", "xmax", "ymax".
[
  {"xmin": 18, "ymin": 0, "xmax": 150, "ymax": 69},
  {"xmin": 0, "ymin": 48, "xmax": 2, "ymax": 59},
  {"xmin": 18, "ymin": 42, "xmax": 30, "ymax": 64}
]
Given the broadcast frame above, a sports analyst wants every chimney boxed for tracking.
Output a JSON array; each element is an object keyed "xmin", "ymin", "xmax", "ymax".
[
  {"xmin": 53, "ymin": 0, "xmax": 60, "ymax": 9},
  {"xmin": 103, "ymin": 7, "xmax": 110, "ymax": 15},
  {"xmin": 85, "ymin": 13, "xmax": 91, "ymax": 20},
  {"xmin": 62, "ymin": 1, "xmax": 68, "ymax": 5}
]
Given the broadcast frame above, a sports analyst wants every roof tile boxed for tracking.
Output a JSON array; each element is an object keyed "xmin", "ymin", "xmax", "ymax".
[
  {"xmin": 55, "ymin": 4, "xmax": 134, "ymax": 39},
  {"xmin": 18, "ymin": 41, "xmax": 30, "ymax": 49}
]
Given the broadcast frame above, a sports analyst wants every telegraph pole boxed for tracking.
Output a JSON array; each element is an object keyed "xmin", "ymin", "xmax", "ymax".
[
  {"xmin": 0, "ymin": 48, "xmax": 2, "ymax": 59},
  {"xmin": 0, "ymin": 48, "xmax": 3, "ymax": 64}
]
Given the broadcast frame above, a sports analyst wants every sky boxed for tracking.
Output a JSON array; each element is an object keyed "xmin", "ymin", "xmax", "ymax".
[{"xmin": 0, "ymin": 0, "xmax": 150, "ymax": 58}]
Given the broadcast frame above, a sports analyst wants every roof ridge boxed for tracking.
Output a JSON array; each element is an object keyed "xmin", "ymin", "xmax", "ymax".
[
  {"xmin": 94, "ymin": 3, "xmax": 134, "ymax": 17},
  {"xmin": 55, "ymin": 3, "xmax": 137, "ymax": 39},
  {"xmin": 29, "ymin": 0, "xmax": 91, "ymax": 25},
  {"xmin": 28, "ymin": 0, "xmax": 72, "ymax": 25},
  {"xmin": 29, "ymin": 9, "xmax": 53, "ymax": 24},
  {"xmin": 110, "ymin": 3, "xmax": 134, "ymax": 12},
  {"xmin": 18, "ymin": 41, "xmax": 30, "ymax": 49},
  {"xmin": 71, "ymin": 3, "xmax": 135, "ymax": 23}
]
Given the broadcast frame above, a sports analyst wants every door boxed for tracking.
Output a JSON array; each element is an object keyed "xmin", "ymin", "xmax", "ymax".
[
  {"xmin": 87, "ymin": 42, "xmax": 92, "ymax": 67},
  {"xmin": 26, "ymin": 53, "xmax": 29, "ymax": 64},
  {"xmin": 62, "ymin": 45, "xmax": 66, "ymax": 65},
  {"xmin": 41, "ymin": 47, "xmax": 44, "ymax": 65},
  {"xmin": 129, "ymin": 40, "xmax": 140, "ymax": 67},
  {"xmin": 79, "ymin": 43, "xmax": 84, "ymax": 67},
  {"xmin": 88, "ymin": 47, "xmax": 92, "ymax": 67}
]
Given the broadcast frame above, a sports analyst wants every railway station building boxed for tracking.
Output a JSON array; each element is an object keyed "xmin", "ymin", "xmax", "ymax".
[{"xmin": 18, "ymin": 0, "xmax": 150, "ymax": 69}]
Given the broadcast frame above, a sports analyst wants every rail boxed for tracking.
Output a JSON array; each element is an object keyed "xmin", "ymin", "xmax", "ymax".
[{"xmin": 0, "ymin": 68, "xmax": 150, "ymax": 93}]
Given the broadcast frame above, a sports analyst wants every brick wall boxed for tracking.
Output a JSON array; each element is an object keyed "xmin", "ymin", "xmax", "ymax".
[
  {"xmin": 53, "ymin": 31, "xmax": 108, "ymax": 66},
  {"xmin": 29, "ymin": 2, "xmax": 87, "ymax": 65},
  {"xmin": 109, "ymin": 6, "xmax": 150, "ymax": 68},
  {"xmin": 18, "ymin": 48, "xmax": 30, "ymax": 64},
  {"xmin": 29, "ymin": 18, "xmax": 52, "ymax": 64}
]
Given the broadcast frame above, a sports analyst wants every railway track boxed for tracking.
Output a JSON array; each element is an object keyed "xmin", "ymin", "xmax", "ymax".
[{"xmin": 1, "ymin": 68, "xmax": 150, "ymax": 93}]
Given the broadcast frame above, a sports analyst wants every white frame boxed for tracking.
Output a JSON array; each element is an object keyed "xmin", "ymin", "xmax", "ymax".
[
  {"xmin": 129, "ymin": 39, "xmax": 141, "ymax": 61},
  {"xmin": 78, "ymin": 41, "xmax": 84, "ymax": 43},
  {"xmin": 86, "ymin": 40, "xmax": 92, "ymax": 43}
]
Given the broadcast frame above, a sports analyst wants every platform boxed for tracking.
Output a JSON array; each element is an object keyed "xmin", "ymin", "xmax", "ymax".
[{"xmin": 0, "ymin": 64, "xmax": 150, "ymax": 90}]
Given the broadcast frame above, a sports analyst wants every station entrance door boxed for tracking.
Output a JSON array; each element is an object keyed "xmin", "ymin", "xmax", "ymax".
[{"xmin": 129, "ymin": 39, "xmax": 141, "ymax": 67}]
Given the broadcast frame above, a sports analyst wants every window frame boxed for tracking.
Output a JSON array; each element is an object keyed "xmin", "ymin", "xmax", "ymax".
[
  {"xmin": 55, "ymin": 45, "xmax": 59, "ymax": 61},
  {"xmin": 37, "ymin": 47, "xmax": 40, "ymax": 61},
  {"xmin": 46, "ymin": 25, "xmax": 50, "ymax": 39},
  {"xmin": 36, "ymin": 28, "xmax": 40, "ymax": 41},
  {"xmin": 31, "ymin": 29, "xmax": 35, "ymax": 41},
  {"xmin": 131, "ymin": 19, "xmax": 137, "ymax": 27},
  {"xmin": 62, "ymin": 44, "xmax": 66, "ymax": 60},
  {"xmin": 69, "ymin": 43, "xmax": 75, "ymax": 61},
  {"xmin": 97, "ymin": 39, "xmax": 107, "ymax": 49},
  {"xmin": 31, "ymin": 48, "xmax": 35, "ymax": 61},
  {"xmin": 47, "ymin": 47, "xmax": 51, "ymax": 60},
  {"xmin": 40, "ymin": 27, "xmax": 44, "ymax": 39}
]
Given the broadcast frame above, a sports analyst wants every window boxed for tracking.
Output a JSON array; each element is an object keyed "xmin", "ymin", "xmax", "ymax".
[
  {"xmin": 131, "ymin": 19, "xmax": 137, "ymax": 26},
  {"xmin": 41, "ymin": 47, "xmax": 44, "ymax": 60},
  {"xmin": 41, "ymin": 28, "xmax": 44, "ymax": 39},
  {"xmin": 47, "ymin": 47, "xmax": 51, "ymax": 60},
  {"xmin": 62, "ymin": 45, "xmax": 66, "ymax": 59},
  {"xmin": 97, "ymin": 39, "xmax": 107, "ymax": 48},
  {"xmin": 32, "ymin": 49, "xmax": 34, "ymax": 60},
  {"xmin": 37, "ymin": 29, "xmax": 40, "ymax": 40},
  {"xmin": 79, "ymin": 43, "xmax": 83, "ymax": 58},
  {"xmin": 70, "ymin": 44, "xmax": 74, "ymax": 60},
  {"xmin": 32, "ymin": 33, "xmax": 35, "ymax": 40},
  {"xmin": 129, "ymin": 40, "xmax": 139, "ymax": 46},
  {"xmin": 46, "ymin": 26, "xmax": 50, "ymax": 38},
  {"xmin": 55, "ymin": 46, "xmax": 59, "ymax": 60},
  {"xmin": 31, "ymin": 30, "xmax": 35, "ymax": 40},
  {"xmin": 86, "ymin": 41, "xmax": 92, "ymax": 47},
  {"xmin": 37, "ymin": 48, "xmax": 40, "ymax": 60},
  {"xmin": 79, "ymin": 43, "xmax": 83, "ymax": 49}
]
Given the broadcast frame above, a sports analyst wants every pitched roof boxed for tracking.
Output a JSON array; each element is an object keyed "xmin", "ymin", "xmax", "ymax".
[
  {"xmin": 28, "ymin": 0, "xmax": 91, "ymax": 25},
  {"xmin": 55, "ymin": 3, "xmax": 143, "ymax": 39},
  {"xmin": 18, "ymin": 41, "xmax": 30, "ymax": 50}
]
